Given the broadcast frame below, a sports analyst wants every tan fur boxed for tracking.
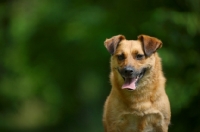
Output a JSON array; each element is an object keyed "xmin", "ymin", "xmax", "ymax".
[{"xmin": 103, "ymin": 35, "xmax": 171, "ymax": 132}]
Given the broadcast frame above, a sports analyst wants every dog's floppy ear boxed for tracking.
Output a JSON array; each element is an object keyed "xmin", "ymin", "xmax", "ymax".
[
  {"xmin": 104, "ymin": 35, "xmax": 125, "ymax": 55},
  {"xmin": 138, "ymin": 35, "xmax": 162, "ymax": 56}
]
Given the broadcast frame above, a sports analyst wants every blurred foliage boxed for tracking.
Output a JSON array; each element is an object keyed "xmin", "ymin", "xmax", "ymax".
[{"xmin": 0, "ymin": 0, "xmax": 200, "ymax": 132}]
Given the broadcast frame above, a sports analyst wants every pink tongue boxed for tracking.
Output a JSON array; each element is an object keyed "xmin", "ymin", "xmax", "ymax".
[{"xmin": 122, "ymin": 78, "xmax": 137, "ymax": 90}]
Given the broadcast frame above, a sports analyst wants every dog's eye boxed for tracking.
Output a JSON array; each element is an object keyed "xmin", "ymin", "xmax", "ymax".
[
  {"xmin": 136, "ymin": 54, "xmax": 144, "ymax": 60},
  {"xmin": 117, "ymin": 54, "xmax": 125, "ymax": 61}
]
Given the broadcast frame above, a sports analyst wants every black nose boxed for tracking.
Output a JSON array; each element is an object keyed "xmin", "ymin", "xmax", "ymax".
[
  {"xmin": 125, "ymin": 67, "xmax": 133, "ymax": 74},
  {"xmin": 122, "ymin": 66, "xmax": 134, "ymax": 76}
]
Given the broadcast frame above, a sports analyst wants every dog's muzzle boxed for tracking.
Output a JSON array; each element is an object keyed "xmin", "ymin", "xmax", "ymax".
[{"xmin": 118, "ymin": 66, "xmax": 146, "ymax": 90}]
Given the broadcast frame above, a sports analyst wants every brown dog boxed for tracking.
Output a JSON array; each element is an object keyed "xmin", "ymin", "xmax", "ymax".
[{"xmin": 103, "ymin": 34, "xmax": 171, "ymax": 132}]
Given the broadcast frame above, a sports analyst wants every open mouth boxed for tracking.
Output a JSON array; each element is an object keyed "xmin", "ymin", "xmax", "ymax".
[{"xmin": 121, "ymin": 68, "xmax": 146, "ymax": 91}]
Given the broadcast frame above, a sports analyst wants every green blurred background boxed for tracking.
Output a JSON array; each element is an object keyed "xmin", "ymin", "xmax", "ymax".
[{"xmin": 0, "ymin": 0, "xmax": 200, "ymax": 132}]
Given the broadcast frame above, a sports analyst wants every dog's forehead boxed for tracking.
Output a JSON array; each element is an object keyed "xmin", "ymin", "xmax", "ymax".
[{"xmin": 117, "ymin": 40, "xmax": 143, "ymax": 53}]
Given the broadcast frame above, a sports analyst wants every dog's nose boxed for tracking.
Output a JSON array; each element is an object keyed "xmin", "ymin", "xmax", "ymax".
[{"xmin": 123, "ymin": 66, "xmax": 134, "ymax": 76}]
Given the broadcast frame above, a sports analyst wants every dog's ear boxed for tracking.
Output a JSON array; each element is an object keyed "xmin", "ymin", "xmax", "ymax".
[
  {"xmin": 138, "ymin": 35, "xmax": 162, "ymax": 56},
  {"xmin": 104, "ymin": 35, "xmax": 125, "ymax": 55}
]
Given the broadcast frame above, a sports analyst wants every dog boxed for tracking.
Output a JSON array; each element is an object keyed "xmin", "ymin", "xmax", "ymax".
[{"xmin": 103, "ymin": 34, "xmax": 171, "ymax": 132}]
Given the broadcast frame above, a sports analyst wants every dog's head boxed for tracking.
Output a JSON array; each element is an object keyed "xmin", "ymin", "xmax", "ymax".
[{"xmin": 104, "ymin": 34, "xmax": 162, "ymax": 91}]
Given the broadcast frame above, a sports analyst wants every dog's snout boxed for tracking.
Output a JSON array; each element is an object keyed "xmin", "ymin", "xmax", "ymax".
[
  {"xmin": 121, "ymin": 66, "xmax": 134, "ymax": 77},
  {"xmin": 124, "ymin": 67, "xmax": 133, "ymax": 74}
]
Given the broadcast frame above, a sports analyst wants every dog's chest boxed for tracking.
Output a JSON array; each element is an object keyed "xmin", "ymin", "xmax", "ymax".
[{"xmin": 115, "ymin": 113, "xmax": 157, "ymax": 132}]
